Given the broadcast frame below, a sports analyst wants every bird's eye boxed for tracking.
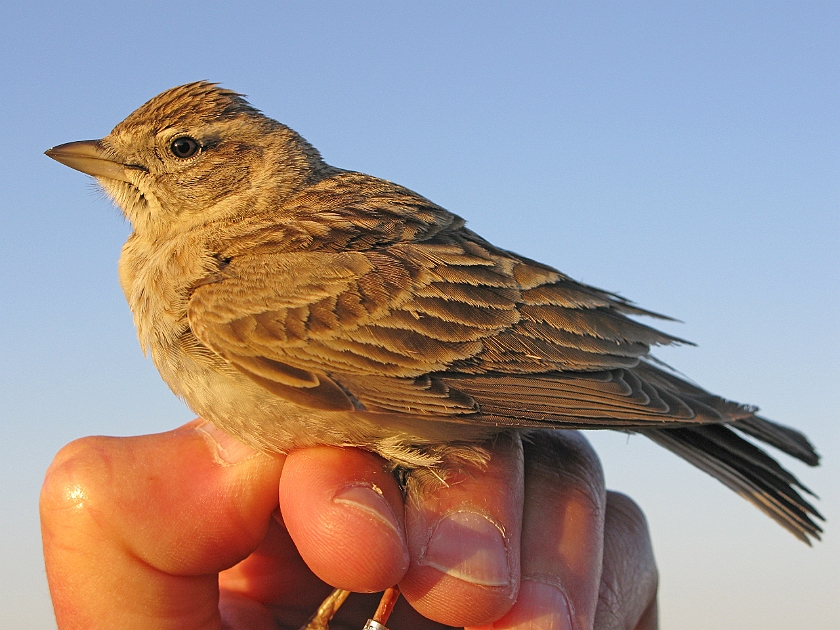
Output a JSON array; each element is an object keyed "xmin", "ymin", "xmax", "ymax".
[{"xmin": 170, "ymin": 136, "xmax": 200, "ymax": 159}]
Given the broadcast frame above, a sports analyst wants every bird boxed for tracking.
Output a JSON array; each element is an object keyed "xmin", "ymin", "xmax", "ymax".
[{"xmin": 45, "ymin": 81, "xmax": 821, "ymax": 571}]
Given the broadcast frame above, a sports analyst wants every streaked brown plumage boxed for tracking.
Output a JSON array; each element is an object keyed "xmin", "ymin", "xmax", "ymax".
[{"xmin": 46, "ymin": 82, "xmax": 822, "ymax": 542}]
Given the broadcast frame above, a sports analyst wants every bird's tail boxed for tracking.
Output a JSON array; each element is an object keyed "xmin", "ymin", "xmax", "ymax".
[{"xmin": 642, "ymin": 419, "xmax": 823, "ymax": 543}]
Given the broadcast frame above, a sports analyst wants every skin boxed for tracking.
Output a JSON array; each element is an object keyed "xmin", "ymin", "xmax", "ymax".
[{"xmin": 41, "ymin": 421, "xmax": 658, "ymax": 629}]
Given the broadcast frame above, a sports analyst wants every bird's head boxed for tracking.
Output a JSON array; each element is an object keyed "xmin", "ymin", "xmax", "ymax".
[{"xmin": 46, "ymin": 82, "xmax": 327, "ymax": 237}]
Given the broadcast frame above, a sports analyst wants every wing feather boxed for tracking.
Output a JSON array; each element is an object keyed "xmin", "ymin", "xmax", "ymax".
[
  {"xmin": 179, "ymin": 172, "xmax": 820, "ymax": 541},
  {"xmin": 181, "ymin": 173, "xmax": 823, "ymax": 541},
  {"xmin": 189, "ymin": 229, "xmax": 696, "ymax": 411}
]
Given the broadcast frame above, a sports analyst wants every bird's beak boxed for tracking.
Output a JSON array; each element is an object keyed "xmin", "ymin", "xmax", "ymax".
[{"xmin": 45, "ymin": 140, "xmax": 133, "ymax": 183}]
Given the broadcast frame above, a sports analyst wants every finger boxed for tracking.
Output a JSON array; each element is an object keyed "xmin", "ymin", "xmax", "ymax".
[
  {"xmin": 486, "ymin": 431, "xmax": 607, "ymax": 630},
  {"xmin": 593, "ymin": 492, "xmax": 659, "ymax": 630},
  {"xmin": 279, "ymin": 446, "xmax": 409, "ymax": 593},
  {"xmin": 40, "ymin": 419, "xmax": 283, "ymax": 630},
  {"xmin": 400, "ymin": 433, "xmax": 525, "ymax": 628}
]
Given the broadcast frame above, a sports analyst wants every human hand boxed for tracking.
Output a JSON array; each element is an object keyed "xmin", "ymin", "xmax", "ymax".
[{"xmin": 41, "ymin": 419, "xmax": 658, "ymax": 629}]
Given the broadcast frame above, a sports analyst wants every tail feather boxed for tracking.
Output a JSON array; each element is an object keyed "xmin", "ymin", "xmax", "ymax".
[
  {"xmin": 644, "ymin": 425, "xmax": 823, "ymax": 543},
  {"xmin": 732, "ymin": 416, "xmax": 820, "ymax": 467}
]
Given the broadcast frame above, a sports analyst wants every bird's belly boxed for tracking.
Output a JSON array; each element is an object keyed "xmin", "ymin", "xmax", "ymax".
[{"xmin": 153, "ymin": 344, "xmax": 498, "ymax": 461}]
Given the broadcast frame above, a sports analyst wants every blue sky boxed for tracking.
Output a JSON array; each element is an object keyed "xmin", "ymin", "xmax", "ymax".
[{"xmin": 1, "ymin": 2, "xmax": 838, "ymax": 628}]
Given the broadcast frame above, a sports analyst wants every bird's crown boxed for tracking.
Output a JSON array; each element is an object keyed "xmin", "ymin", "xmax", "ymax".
[{"xmin": 113, "ymin": 81, "xmax": 261, "ymax": 134}]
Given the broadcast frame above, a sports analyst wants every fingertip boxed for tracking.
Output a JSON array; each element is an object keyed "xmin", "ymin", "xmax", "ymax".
[
  {"xmin": 279, "ymin": 447, "xmax": 409, "ymax": 592},
  {"xmin": 604, "ymin": 492, "xmax": 652, "ymax": 539}
]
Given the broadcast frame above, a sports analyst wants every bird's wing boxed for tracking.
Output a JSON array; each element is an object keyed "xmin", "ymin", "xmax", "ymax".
[
  {"xmin": 186, "ymin": 184, "xmax": 822, "ymax": 543},
  {"xmin": 187, "ymin": 227, "xmax": 721, "ymax": 426}
]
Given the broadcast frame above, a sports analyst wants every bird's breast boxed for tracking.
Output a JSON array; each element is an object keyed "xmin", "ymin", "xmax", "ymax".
[{"xmin": 118, "ymin": 231, "xmax": 220, "ymax": 356}]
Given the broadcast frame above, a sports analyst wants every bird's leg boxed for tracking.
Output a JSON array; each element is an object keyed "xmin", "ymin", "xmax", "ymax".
[
  {"xmin": 298, "ymin": 585, "xmax": 402, "ymax": 630},
  {"xmin": 298, "ymin": 588, "xmax": 351, "ymax": 630},
  {"xmin": 362, "ymin": 586, "xmax": 401, "ymax": 630}
]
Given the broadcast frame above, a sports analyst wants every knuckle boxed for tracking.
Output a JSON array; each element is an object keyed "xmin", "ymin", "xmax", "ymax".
[
  {"xmin": 600, "ymin": 491, "xmax": 659, "ymax": 623},
  {"xmin": 605, "ymin": 492, "xmax": 652, "ymax": 544},
  {"xmin": 40, "ymin": 437, "xmax": 116, "ymax": 522}
]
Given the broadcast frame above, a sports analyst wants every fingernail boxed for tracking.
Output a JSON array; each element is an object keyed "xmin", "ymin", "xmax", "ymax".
[
  {"xmin": 332, "ymin": 483, "xmax": 403, "ymax": 541},
  {"xmin": 196, "ymin": 421, "xmax": 259, "ymax": 465},
  {"xmin": 420, "ymin": 510, "xmax": 511, "ymax": 587},
  {"xmin": 493, "ymin": 580, "xmax": 573, "ymax": 630}
]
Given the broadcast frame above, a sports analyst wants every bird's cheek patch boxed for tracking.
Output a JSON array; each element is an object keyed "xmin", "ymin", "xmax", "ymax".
[{"xmin": 176, "ymin": 157, "xmax": 251, "ymax": 208}]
